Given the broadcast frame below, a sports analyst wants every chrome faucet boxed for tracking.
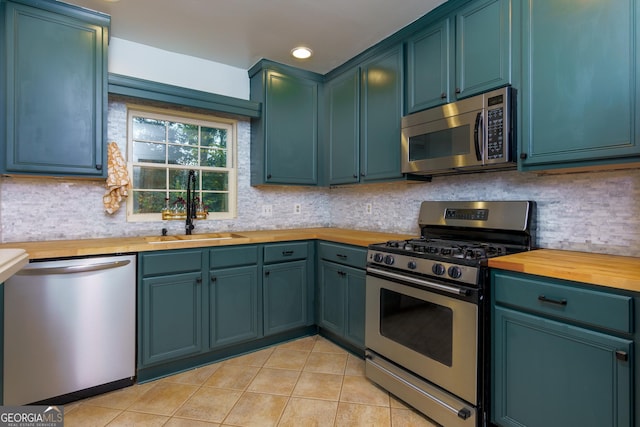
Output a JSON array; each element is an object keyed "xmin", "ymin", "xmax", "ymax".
[{"xmin": 185, "ymin": 170, "xmax": 196, "ymax": 235}]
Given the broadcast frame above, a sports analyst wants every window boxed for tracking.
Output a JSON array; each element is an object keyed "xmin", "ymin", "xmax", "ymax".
[{"xmin": 126, "ymin": 106, "xmax": 237, "ymax": 221}]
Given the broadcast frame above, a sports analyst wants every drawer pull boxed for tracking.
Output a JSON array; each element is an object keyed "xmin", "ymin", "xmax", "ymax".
[
  {"xmin": 616, "ymin": 350, "xmax": 629, "ymax": 362},
  {"xmin": 538, "ymin": 295, "xmax": 567, "ymax": 306},
  {"xmin": 337, "ymin": 254, "xmax": 348, "ymax": 259},
  {"xmin": 282, "ymin": 250, "xmax": 294, "ymax": 256}
]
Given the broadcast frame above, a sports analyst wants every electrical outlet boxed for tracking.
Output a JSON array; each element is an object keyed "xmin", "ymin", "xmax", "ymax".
[
  {"xmin": 262, "ymin": 205, "xmax": 273, "ymax": 216},
  {"xmin": 366, "ymin": 203, "xmax": 372, "ymax": 215},
  {"xmin": 294, "ymin": 203, "xmax": 301, "ymax": 214}
]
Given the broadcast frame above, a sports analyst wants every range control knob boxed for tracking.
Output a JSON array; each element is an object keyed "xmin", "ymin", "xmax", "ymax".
[
  {"xmin": 373, "ymin": 253, "xmax": 384, "ymax": 263},
  {"xmin": 432, "ymin": 263, "xmax": 446, "ymax": 275},
  {"xmin": 384, "ymin": 255, "xmax": 395, "ymax": 265},
  {"xmin": 407, "ymin": 261, "xmax": 417, "ymax": 270},
  {"xmin": 448, "ymin": 266, "xmax": 462, "ymax": 279}
]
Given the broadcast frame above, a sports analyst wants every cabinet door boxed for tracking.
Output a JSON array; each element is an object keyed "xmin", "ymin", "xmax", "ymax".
[
  {"xmin": 209, "ymin": 266, "xmax": 259, "ymax": 349},
  {"xmin": 344, "ymin": 266, "xmax": 366, "ymax": 348},
  {"xmin": 360, "ymin": 45, "xmax": 404, "ymax": 182},
  {"xmin": 326, "ymin": 68, "xmax": 360, "ymax": 185},
  {"xmin": 318, "ymin": 261, "xmax": 345, "ymax": 335},
  {"xmin": 3, "ymin": 2, "xmax": 107, "ymax": 176},
  {"xmin": 406, "ymin": 18, "xmax": 452, "ymax": 112},
  {"xmin": 140, "ymin": 272, "xmax": 202, "ymax": 367},
  {"xmin": 493, "ymin": 306, "xmax": 632, "ymax": 427},
  {"xmin": 456, "ymin": 0, "xmax": 510, "ymax": 99},
  {"xmin": 263, "ymin": 260, "xmax": 308, "ymax": 336},
  {"xmin": 520, "ymin": 0, "xmax": 639, "ymax": 168},
  {"xmin": 263, "ymin": 70, "xmax": 318, "ymax": 185}
]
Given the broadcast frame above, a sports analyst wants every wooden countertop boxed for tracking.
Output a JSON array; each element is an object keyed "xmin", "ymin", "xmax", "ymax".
[
  {"xmin": 0, "ymin": 249, "xmax": 28, "ymax": 283},
  {"xmin": 488, "ymin": 249, "xmax": 640, "ymax": 293},
  {"xmin": 0, "ymin": 228, "xmax": 416, "ymax": 260},
  {"xmin": 4, "ymin": 231, "xmax": 638, "ymax": 293}
]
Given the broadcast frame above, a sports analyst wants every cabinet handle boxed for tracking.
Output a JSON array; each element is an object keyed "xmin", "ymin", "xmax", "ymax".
[
  {"xmin": 538, "ymin": 295, "xmax": 567, "ymax": 306},
  {"xmin": 267, "ymin": 173, "xmax": 272, "ymax": 179},
  {"xmin": 265, "ymin": 271, "xmax": 270, "ymax": 277},
  {"xmin": 360, "ymin": 172, "xmax": 366, "ymax": 177},
  {"xmin": 211, "ymin": 276, "xmax": 217, "ymax": 283},
  {"xmin": 455, "ymin": 88, "xmax": 461, "ymax": 94},
  {"xmin": 196, "ymin": 277, "xmax": 202, "ymax": 284},
  {"xmin": 440, "ymin": 92, "xmax": 447, "ymax": 99},
  {"xmin": 353, "ymin": 174, "xmax": 358, "ymax": 179},
  {"xmin": 282, "ymin": 250, "xmax": 294, "ymax": 256},
  {"xmin": 520, "ymin": 153, "xmax": 528, "ymax": 160},
  {"xmin": 336, "ymin": 254, "xmax": 348, "ymax": 259},
  {"xmin": 616, "ymin": 350, "xmax": 629, "ymax": 362}
]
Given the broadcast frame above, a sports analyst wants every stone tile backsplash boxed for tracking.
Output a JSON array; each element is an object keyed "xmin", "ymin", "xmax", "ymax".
[{"xmin": 1, "ymin": 95, "xmax": 638, "ymax": 257}]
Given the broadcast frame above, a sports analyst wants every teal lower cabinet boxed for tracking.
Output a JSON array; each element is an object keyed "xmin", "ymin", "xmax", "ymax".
[
  {"xmin": 140, "ymin": 271, "xmax": 203, "ymax": 366},
  {"xmin": 137, "ymin": 243, "xmax": 318, "ymax": 381},
  {"xmin": 208, "ymin": 245, "xmax": 260, "ymax": 348},
  {"xmin": 318, "ymin": 261, "xmax": 365, "ymax": 351},
  {"xmin": 262, "ymin": 242, "xmax": 315, "ymax": 336},
  {"xmin": 492, "ymin": 270, "xmax": 634, "ymax": 427},
  {"xmin": 138, "ymin": 249, "xmax": 205, "ymax": 368},
  {"xmin": 317, "ymin": 241, "xmax": 367, "ymax": 352}
]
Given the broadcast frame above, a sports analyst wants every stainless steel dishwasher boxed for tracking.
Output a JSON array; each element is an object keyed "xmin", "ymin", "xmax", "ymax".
[{"xmin": 4, "ymin": 254, "xmax": 136, "ymax": 405}]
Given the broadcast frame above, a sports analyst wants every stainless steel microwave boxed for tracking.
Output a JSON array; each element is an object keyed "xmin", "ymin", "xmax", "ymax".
[{"xmin": 401, "ymin": 86, "xmax": 516, "ymax": 176}]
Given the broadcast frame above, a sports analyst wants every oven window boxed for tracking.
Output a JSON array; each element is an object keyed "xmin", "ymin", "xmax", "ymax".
[
  {"xmin": 408, "ymin": 125, "xmax": 470, "ymax": 161},
  {"xmin": 379, "ymin": 289, "xmax": 453, "ymax": 366}
]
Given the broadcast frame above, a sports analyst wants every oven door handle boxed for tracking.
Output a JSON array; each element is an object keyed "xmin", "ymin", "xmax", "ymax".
[{"xmin": 366, "ymin": 267, "xmax": 470, "ymax": 296}]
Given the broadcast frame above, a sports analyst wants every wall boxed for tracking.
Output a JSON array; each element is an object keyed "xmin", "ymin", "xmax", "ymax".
[
  {"xmin": 108, "ymin": 38, "xmax": 250, "ymax": 100},
  {"xmin": 329, "ymin": 169, "xmax": 640, "ymax": 257},
  {"xmin": 2, "ymin": 88, "xmax": 638, "ymax": 257},
  {"xmin": 0, "ymin": 95, "xmax": 330, "ymax": 242}
]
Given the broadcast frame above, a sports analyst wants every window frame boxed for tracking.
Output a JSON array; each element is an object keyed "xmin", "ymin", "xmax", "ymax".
[{"xmin": 125, "ymin": 104, "xmax": 238, "ymax": 222}]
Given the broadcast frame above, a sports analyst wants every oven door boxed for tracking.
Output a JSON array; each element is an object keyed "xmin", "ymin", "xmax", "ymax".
[{"xmin": 365, "ymin": 270, "xmax": 478, "ymax": 405}]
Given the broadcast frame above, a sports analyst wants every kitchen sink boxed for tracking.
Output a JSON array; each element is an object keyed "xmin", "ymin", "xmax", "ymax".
[{"xmin": 144, "ymin": 233, "xmax": 248, "ymax": 244}]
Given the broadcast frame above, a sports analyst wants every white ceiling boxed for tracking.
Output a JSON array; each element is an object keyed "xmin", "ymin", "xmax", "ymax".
[{"xmin": 63, "ymin": 0, "xmax": 447, "ymax": 75}]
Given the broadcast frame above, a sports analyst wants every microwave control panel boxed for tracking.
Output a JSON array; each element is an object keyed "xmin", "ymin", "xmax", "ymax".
[{"xmin": 486, "ymin": 106, "xmax": 504, "ymax": 159}]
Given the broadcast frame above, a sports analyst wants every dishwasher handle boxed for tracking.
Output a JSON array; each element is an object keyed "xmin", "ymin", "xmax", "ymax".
[{"xmin": 16, "ymin": 260, "xmax": 132, "ymax": 276}]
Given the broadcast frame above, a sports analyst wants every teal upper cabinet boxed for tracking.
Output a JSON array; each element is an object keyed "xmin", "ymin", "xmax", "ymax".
[
  {"xmin": 249, "ymin": 60, "xmax": 322, "ymax": 186},
  {"xmin": 360, "ymin": 45, "xmax": 404, "ymax": 182},
  {"xmin": 325, "ymin": 68, "xmax": 360, "ymax": 184},
  {"xmin": 519, "ymin": 0, "xmax": 640, "ymax": 171},
  {"xmin": 405, "ymin": 19, "xmax": 451, "ymax": 113},
  {"xmin": 1, "ymin": 0, "xmax": 109, "ymax": 177},
  {"xmin": 406, "ymin": 0, "xmax": 511, "ymax": 113},
  {"xmin": 325, "ymin": 45, "xmax": 404, "ymax": 185}
]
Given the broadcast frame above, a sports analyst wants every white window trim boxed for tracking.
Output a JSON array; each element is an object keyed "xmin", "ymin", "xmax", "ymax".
[{"xmin": 125, "ymin": 104, "xmax": 238, "ymax": 222}]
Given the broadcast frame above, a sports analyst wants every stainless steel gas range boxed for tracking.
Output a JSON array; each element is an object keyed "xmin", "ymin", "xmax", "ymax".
[{"xmin": 365, "ymin": 200, "xmax": 536, "ymax": 427}]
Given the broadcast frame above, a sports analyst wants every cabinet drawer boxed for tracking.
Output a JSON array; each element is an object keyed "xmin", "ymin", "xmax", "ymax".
[
  {"xmin": 210, "ymin": 245, "xmax": 258, "ymax": 269},
  {"xmin": 263, "ymin": 242, "xmax": 308, "ymax": 264},
  {"xmin": 493, "ymin": 271, "xmax": 633, "ymax": 334},
  {"xmin": 318, "ymin": 242, "xmax": 366, "ymax": 269},
  {"xmin": 141, "ymin": 250, "xmax": 203, "ymax": 276}
]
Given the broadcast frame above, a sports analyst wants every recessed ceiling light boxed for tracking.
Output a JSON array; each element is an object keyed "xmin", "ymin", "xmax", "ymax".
[{"xmin": 291, "ymin": 46, "xmax": 313, "ymax": 59}]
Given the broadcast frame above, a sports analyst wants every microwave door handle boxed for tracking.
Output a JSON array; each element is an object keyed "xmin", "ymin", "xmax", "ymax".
[{"xmin": 473, "ymin": 112, "xmax": 483, "ymax": 162}]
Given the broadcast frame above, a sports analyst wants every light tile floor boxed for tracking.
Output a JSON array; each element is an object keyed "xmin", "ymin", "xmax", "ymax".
[{"xmin": 63, "ymin": 335, "xmax": 438, "ymax": 426}]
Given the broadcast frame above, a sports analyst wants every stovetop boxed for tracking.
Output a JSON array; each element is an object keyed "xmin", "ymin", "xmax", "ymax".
[
  {"xmin": 378, "ymin": 238, "xmax": 509, "ymax": 261},
  {"xmin": 366, "ymin": 201, "xmax": 536, "ymax": 287}
]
